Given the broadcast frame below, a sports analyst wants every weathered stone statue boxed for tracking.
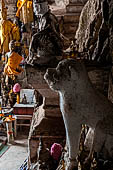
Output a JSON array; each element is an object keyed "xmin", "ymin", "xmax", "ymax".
[
  {"xmin": 44, "ymin": 58, "xmax": 113, "ymax": 170},
  {"xmin": 27, "ymin": 6, "xmax": 63, "ymax": 66}
]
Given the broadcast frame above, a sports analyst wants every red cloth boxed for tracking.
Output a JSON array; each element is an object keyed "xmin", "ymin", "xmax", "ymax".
[
  {"xmin": 50, "ymin": 143, "xmax": 62, "ymax": 161},
  {"xmin": 13, "ymin": 83, "xmax": 21, "ymax": 93}
]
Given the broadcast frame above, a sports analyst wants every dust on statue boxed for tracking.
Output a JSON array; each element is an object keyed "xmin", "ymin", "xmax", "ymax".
[{"xmin": 4, "ymin": 40, "xmax": 24, "ymax": 81}]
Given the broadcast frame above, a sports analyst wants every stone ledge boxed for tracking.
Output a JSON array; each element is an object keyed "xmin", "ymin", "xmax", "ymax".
[
  {"xmin": 66, "ymin": 4, "xmax": 84, "ymax": 13},
  {"xmin": 69, "ymin": 0, "xmax": 87, "ymax": 5},
  {"xmin": 63, "ymin": 13, "xmax": 80, "ymax": 23},
  {"xmin": 37, "ymin": 88, "xmax": 59, "ymax": 106},
  {"xmin": 39, "ymin": 105, "xmax": 62, "ymax": 117}
]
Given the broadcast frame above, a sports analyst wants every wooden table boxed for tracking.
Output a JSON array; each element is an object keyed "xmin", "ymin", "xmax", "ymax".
[{"xmin": 14, "ymin": 114, "xmax": 32, "ymax": 137}]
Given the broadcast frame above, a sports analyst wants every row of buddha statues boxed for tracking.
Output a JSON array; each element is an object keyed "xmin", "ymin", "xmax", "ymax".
[{"xmin": 0, "ymin": 0, "xmax": 64, "ymax": 66}]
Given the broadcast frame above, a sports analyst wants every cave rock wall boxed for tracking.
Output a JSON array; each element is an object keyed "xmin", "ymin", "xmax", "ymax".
[{"xmin": 75, "ymin": 0, "xmax": 113, "ymax": 64}]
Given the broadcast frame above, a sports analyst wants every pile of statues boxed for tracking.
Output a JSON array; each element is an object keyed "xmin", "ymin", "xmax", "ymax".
[{"xmin": 0, "ymin": 0, "xmax": 64, "ymax": 107}]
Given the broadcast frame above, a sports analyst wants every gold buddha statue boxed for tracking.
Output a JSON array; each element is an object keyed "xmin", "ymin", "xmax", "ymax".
[{"xmin": 0, "ymin": 7, "xmax": 13, "ymax": 53}]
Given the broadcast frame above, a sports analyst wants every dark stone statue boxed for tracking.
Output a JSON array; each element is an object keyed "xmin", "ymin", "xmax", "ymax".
[{"xmin": 27, "ymin": 8, "xmax": 63, "ymax": 66}]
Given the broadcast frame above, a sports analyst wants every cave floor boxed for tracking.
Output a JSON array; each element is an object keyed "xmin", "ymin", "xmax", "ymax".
[{"xmin": 0, "ymin": 135, "xmax": 28, "ymax": 170}]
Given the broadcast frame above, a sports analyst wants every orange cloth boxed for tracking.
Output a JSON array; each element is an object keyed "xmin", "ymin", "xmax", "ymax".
[
  {"xmin": 16, "ymin": 0, "xmax": 33, "ymax": 24},
  {"xmin": 16, "ymin": 0, "xmax": 26, "ymax": 18},
  {"xmin": 0, "ymin": 20, "xmax": 13, "ymax": 53},
  {"xmin": 4, "ymin": 52, "xmax": 24, "ymax": 76}
]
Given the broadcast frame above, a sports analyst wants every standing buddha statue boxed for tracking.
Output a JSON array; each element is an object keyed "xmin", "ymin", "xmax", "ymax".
[{"xmin": 0, "ymin": 1, "xmax": 13, "ymax": 53}]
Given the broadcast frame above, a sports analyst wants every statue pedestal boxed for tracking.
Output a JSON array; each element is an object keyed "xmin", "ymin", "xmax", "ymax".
[
  {"xmin": 66, "ymin": 0, "xmax": 86, "ymax": 13},
  {"xmin": 28, "ymin": 88, "xmax": 65, "ymax": 165}
]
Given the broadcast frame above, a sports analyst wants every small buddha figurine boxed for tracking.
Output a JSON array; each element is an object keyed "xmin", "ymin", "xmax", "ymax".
[{"xmin": 22, "ymin": 94, "xmax": 27, "ymax": 104}]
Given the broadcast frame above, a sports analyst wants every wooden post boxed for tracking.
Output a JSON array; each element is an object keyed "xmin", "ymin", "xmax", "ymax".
[
  {"xmin": 6, "ymin": 121, "xmax": 14, "ymax": 144},
  {"xmin": 14, "ymin": 118, "xmax": 17, "ymax": 138}
]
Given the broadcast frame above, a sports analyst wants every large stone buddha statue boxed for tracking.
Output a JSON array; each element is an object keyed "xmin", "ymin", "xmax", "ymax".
[{"xmin": 27, "ymin": 0, "xmax": 63, "ymax": 66}]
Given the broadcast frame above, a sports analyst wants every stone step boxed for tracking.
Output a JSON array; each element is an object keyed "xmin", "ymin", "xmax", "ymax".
[
  {"xmin": 39, "ymin": 105, "xmax": 62, "ymax": 117},
  {"xmin": 63, "ymin": 13, "xmax": 80, "ymax": 23},
  {"xmin": 69, "ymin": 0, "xmax": 87, "ymax": 5},
  {"xmin": 57, "ymin": 13, "xmax": 80, "ymax": 22},
  {"xmin": 66, "ymin": 4, "xmax": 84, "ymax": 13}
]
